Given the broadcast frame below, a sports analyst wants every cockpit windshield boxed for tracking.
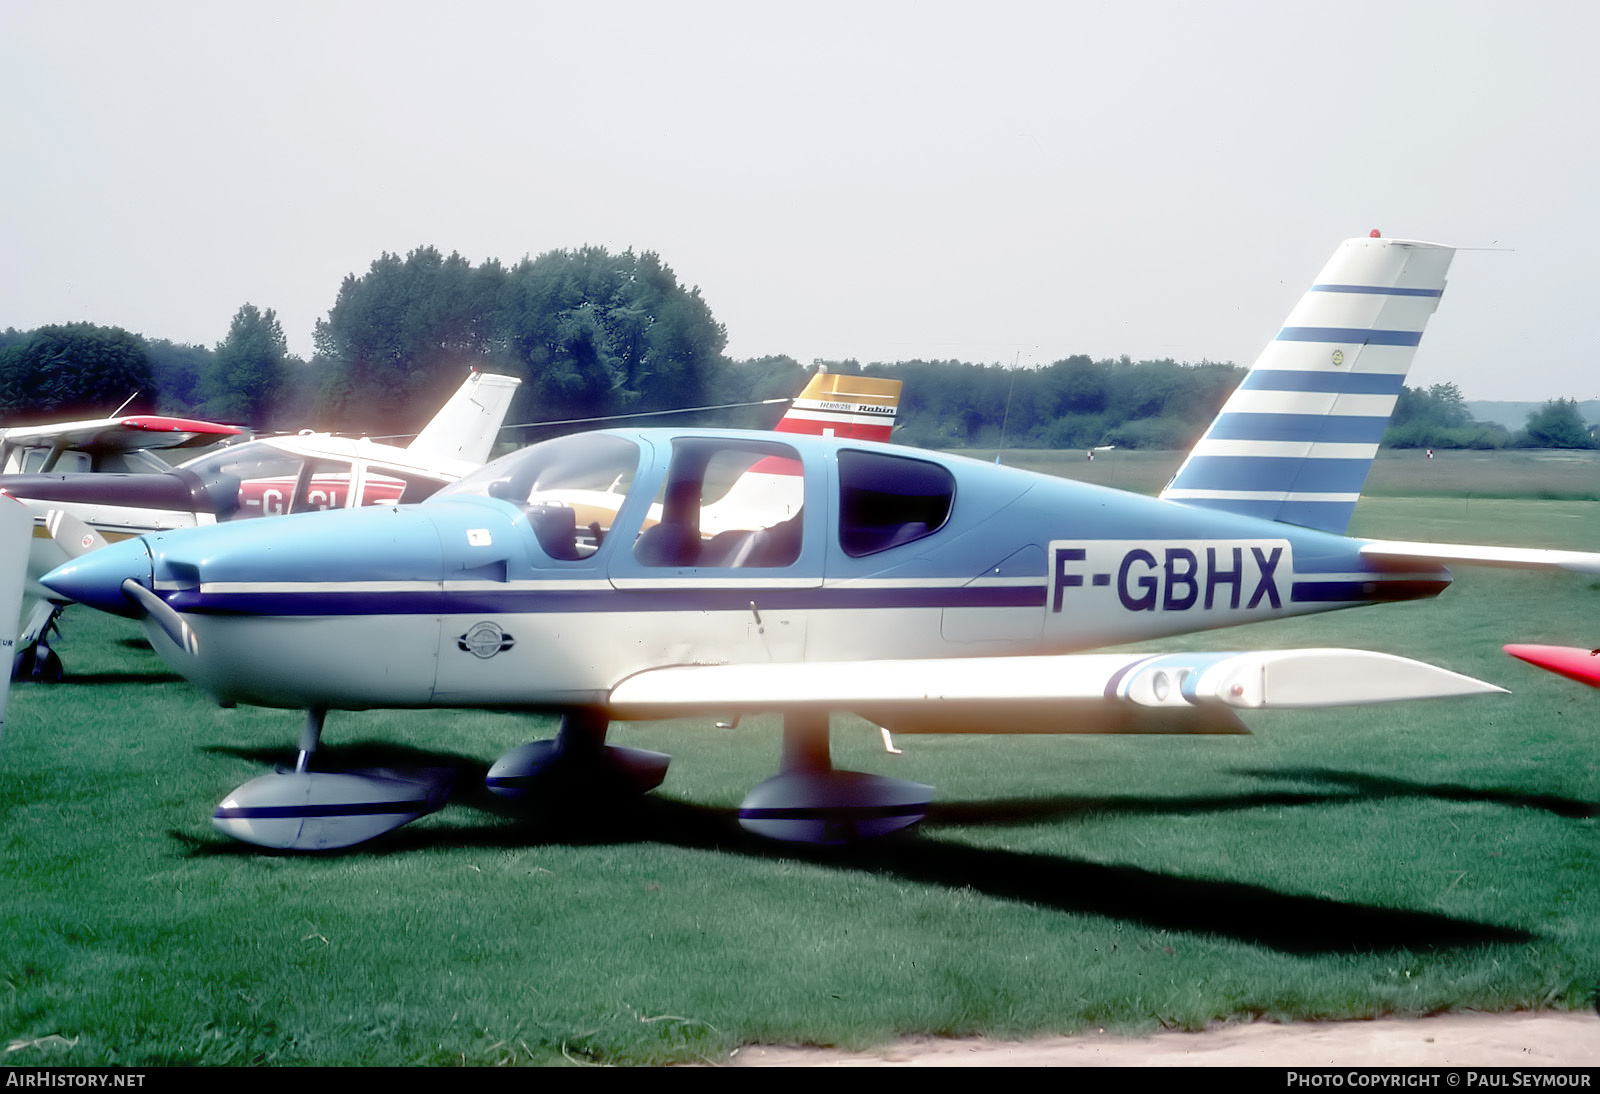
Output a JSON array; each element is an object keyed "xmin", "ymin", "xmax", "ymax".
[{"xmin": 436, "ymin": 433, "xmax": 642, "ymax": 560}]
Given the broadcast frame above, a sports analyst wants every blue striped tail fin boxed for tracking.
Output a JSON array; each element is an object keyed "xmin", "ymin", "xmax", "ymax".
[{"xmin": 1160, "ymin": 236, "xmax": 1454, "ymax": 534}]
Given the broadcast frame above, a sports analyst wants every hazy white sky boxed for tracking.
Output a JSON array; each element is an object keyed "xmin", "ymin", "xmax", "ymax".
[{"xmin": 3, "ymin": 0, "xmax": 1596, "ymax": 400}]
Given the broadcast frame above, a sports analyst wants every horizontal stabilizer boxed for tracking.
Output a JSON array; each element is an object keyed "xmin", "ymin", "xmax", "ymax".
[
  {"xmin": 608, "ymin": 648, "xmax": 1502, "ymax": 734},
  {"xmin": 1361, "ymin": 540, "xmax": 1600, "ymax": 575}
]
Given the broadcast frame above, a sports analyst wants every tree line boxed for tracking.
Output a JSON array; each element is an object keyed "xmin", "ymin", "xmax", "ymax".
[{"xmin": 1, "ymin": 244, "xmax": 1593, "ymax": 451}]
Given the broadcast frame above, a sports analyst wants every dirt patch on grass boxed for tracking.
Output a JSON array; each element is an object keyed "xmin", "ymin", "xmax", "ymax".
[{"xmin": 725, "ymin": 1012, "xmax": 1600, "ymax": 1067}]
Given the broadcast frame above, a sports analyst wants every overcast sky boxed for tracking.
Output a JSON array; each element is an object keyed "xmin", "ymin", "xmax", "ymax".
[{"xmin": 3, "ymin": 0, "xmax": 1596, "ymax": 401}]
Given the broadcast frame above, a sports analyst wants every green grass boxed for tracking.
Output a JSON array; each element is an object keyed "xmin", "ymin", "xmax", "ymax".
[
  {"xmin": 971, "ymin": 446, "xmax": 1600, "ymax": 501},
  {"xmin": 2, "ymin": 456, "xmax": 1598, "ymax": 1065}
]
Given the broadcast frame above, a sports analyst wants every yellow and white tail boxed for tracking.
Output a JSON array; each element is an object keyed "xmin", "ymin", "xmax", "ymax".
[
  {"xmin": 774, "ymin": 371, "xmax": 902, "ymax": 443},
  {"xmin": 1161, "ymin": 235, "xmax": 1453, "ymax": 534}
]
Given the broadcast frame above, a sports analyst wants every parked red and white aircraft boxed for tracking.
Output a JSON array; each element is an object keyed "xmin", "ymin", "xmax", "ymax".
[{"xmin": 3, "ymin": 370, "xmax": 523, "ymax": 681}]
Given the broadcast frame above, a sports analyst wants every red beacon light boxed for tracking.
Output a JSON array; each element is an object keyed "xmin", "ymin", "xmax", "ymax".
[{"xmin": 1370, "ymin": 229, "xmax": 1381, "ymax": 238}]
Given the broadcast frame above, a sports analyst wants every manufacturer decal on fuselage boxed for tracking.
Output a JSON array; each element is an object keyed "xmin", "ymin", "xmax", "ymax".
[{"xmin": 1048, "ymin": 539, "xmax": 1292, "ymax": 614}]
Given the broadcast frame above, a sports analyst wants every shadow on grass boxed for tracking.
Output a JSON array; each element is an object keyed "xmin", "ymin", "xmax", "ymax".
[
  {"xmin": 59, "ymin": 671, "xmax": 187, "ymax": 685},
  {"xmin": 1234, "ymin": 767, "xmax": 1600, "ymax": 820},
  {"xmin": 925, "ymin": 770, "xmax": 1600, "ymax": 827},
  {"xmin": 175, "ymin": 739, "xmax": 1535, "ymax": 957}
]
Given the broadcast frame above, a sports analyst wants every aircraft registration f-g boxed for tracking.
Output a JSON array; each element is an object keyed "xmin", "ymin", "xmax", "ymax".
[{"xmin": 39, "ymin": 235, "xmax": 1600, "ymax": 850}]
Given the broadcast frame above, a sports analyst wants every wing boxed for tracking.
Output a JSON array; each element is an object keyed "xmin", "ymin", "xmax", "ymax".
[
  {"xmin": 2, "ymin": 415, "xmax": 242, "ymax": 453},
  {"xmin": 608, "ymin": 648, "xmax": 1504, "ymax": 735},
  {"xmin": 1361, "ymin": 540, "xmax": 1600, "ymax": 575}
]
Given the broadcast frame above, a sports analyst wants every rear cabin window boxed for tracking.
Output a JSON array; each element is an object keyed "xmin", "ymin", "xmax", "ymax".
[{"xmin": 837, "ymin": 449, "xmax": 954, "ymax": 557}]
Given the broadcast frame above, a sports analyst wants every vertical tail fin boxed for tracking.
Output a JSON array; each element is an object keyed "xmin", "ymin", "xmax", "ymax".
[
  {"xmin": 774, "ymin": 371, "xmax": 902, "ymax": 441},
  {"xmin": 407, "ymin": 371, "xmax": 523, "ymax": 465},
  {"xmin": 1160, "ymin": 236, "xmax": 1454, "ymax": 533}
]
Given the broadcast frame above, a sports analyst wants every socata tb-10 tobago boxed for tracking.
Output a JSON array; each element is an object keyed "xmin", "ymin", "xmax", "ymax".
[{"xmin": 36, "ymin": 234, "xmax": 1600, "ymax": 850}]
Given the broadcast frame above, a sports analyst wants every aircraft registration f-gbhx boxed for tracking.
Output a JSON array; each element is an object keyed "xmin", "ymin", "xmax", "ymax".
[{"xmin": 37, "ymin": 235, "xmax": 1600, "ymax": 851}]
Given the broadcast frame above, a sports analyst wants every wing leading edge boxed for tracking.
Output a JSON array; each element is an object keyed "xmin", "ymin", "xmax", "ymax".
[{"xmin": 608, "ymin": 648, "xmax": 1504, "ymax": 735}]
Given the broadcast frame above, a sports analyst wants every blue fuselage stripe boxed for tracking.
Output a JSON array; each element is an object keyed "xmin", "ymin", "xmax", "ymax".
[
  {"xmin": 1275, "ymin": 327, "xmax": 1424, "ymax": 346},
  {"xmin": 1240, "ymin": 371, "xmax": 1407, "ymax": 395},
  {"xmin": 165, "ymin": 568, "xmax": 1450, "ymax": 620},
  {"xmin": 1169, "ymin": 456, "xmax": 1374, "ymax": 494},
  {"xmin": 1204, "ymin": 413, "xmax": 1391, "ymax": 443},
  {"xmin": 171, "ymin": 583, "xmax": 1051, "ymax": 618},
  {"xmin": 1290, "ymin": 579, "xmax": 1450, "ymax": 603},
  {"xmin": 1309, "ymin": 284, "xmax": 1443, "ymax": 298}
]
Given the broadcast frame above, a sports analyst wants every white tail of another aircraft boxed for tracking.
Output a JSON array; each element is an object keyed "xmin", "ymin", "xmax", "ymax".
[
  {"xmin": 407, "ymin": 371, "xmax": 522, "ymax": 465},
  {"xmin": 1161, "ymin": 235, "xmax": 1453, "ymax": 534}
]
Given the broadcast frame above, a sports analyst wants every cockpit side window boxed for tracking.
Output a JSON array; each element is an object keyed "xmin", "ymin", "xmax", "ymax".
[
  {"xmin": 837, "ymin": 449, "xmax": 954, "ymax": 557},
  {"xmin": 633, "ymin": 438, "xmax": 804, "ymax": 569}
]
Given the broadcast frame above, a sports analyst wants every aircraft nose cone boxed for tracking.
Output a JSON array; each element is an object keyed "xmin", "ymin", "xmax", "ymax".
[{"xmin": 40, "ymin": 537, "xmax": 154, "ymax": 618}]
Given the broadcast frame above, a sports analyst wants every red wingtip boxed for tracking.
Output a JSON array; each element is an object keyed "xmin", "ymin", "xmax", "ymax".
[{"xmin": 1504, "ymin": 644, "xmax": 1600, "ymax": 688}]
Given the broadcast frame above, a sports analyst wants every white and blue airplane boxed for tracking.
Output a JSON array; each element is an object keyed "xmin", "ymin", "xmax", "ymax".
[{"xmin": 37, "ymin": 234, "xmax": 1600, "ymax": 851}]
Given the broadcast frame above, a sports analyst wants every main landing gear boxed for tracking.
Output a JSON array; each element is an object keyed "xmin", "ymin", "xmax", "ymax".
[
  {"xmin": 12, "ymin": 603, "xmax": 65, "ymax": 684},
  {"xmin": 738, "ymin": 712, "xmax": 932, "ymax": 844},
  {"xmin": 211, "ymin": 709, "xmax": 453, "ymax": 851},
  {"xmin": 485, "ymin": 709, "xmax": 672, "ymax": 801},
  {"xmin": 208, "ymin": 710, "xmax": 929, "ymax": 851}
]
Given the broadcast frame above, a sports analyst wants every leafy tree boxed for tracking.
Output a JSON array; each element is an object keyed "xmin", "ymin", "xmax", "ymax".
[
  {"xmin": 312, "ymin": 247, "xmax": 502, "ymax": 430},
  {"xmin": 143, "ymin": 338, "xmax": 215, "ymax": 417},
  {"xmin": 205, "ymin": 305, "xmax": 289, "ymax": 427},
  {"xmin": 708, "ymin": 355, "xmax": 807, "ymax": 429},
  {"xmin": 310, "ymin": 245, "xmax": 728, "ymax": 437},
  {"xmin": 1520, "ymin": 398, "xmax": 1594, "ymax": 449},
  {"xmin": 0, "ymin": 323, "xmax": 153, "ymax": 422},
  {"xmin": 861, "ymin": 356, "xmax": 1244, "ymax": 450},
  {"xmin": 495, "ymin": 246, "xmax": 727, "ymax": 426},
  {"xmin": 1383, "ymin": 382, "xmax": 1507, "ymax": 449}
]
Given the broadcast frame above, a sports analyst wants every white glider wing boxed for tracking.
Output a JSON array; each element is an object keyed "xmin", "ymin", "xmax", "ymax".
[
  {"xmin": 1360, "ymin": 540, "xmax": 1600, "ymax": 575},
  {"xmin": 0, "ymin": 493, "xmax": 34, "ymax": 740},
  {"xmin": 608, "ymin": 648, "xmax": 1503, "ymax": 735}
]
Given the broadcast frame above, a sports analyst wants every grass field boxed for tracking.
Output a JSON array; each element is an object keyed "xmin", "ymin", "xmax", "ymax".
[
  {"xmin": 2, "ymin": 453, "xmax": 1597, "ymax": 1065},
  {"xmin": 973, "ymin": 446, "xmax": 1600, "ymax": 501}
]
